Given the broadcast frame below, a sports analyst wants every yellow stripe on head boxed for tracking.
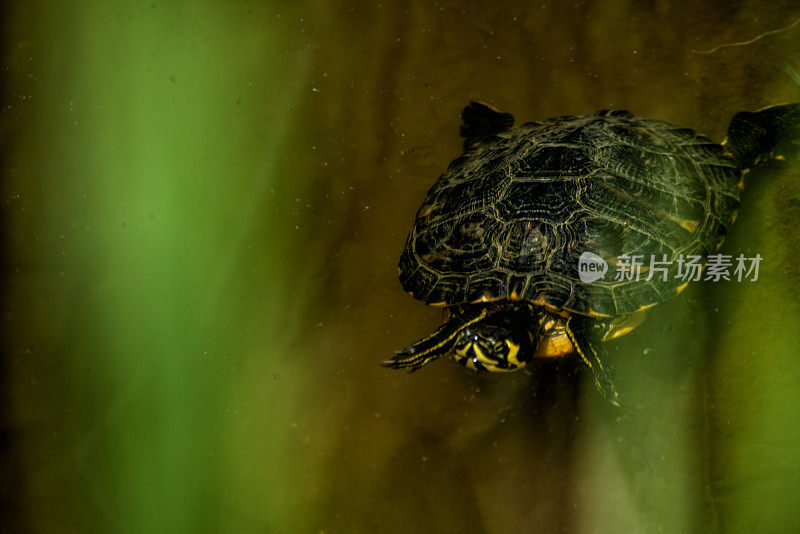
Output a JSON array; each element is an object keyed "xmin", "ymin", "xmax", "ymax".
[{"xmin": 505, "ymin": 340, "xmax": 522, "ymax": 368}]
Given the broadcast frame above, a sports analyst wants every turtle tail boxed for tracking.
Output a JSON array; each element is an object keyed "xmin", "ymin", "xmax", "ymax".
[
  {"xmin": 460, "ymin": 101, "xmax": 514, "ymax": 151},
  {"xmin": 725, "ymin": 103, "xmax": 800, "ymax": 170}
]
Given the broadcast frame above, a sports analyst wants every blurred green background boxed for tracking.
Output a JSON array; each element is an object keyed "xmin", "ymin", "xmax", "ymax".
[{"xmin": 2, "ymin": 1, "xmax": 799, "ymax": 532}]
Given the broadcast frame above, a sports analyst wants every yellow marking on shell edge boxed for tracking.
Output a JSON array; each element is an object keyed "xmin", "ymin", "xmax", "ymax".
[
  {"xmin": 737, "ymin": 175, "xmax": 746, "ymax": 189},
  {"xmin": 635, "ymin": 301, "xmax": 658, "ymax": 313},
  {"xmin": 675, "ymin": 280, "xmax": 690, "ymax": 295},
  {"xmin": 429, "ymin": 301, "xmax": 449, "ymax": 307},
  {"xmin": 670, "ymin": 216, "xmax": 699, "ymax": 233},
  {"xmin": 603, "ymin": 310, "xmax": 646, "ymax": 341},
  {"xmin": 529, "ymin": 295, "xmax": 547, "ymax": 307},
  {"xmin": 530, "ymin": 295, "xmax": 571, "ymax": 316},
  {"xmin": 418, "ymin": 204, "xmax": 434, "ymax": 218},
  {"xmin": 585, "ymin": 307, "xmax": 612, "ymax": 318},
  {"xmin": 470, "ymin": 295, "xmax": 504, "ymax": 305}
]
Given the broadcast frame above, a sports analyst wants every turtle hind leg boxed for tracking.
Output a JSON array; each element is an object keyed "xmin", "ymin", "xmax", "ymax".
[
  {"xmin": 564, "ymin": 315, "xmax": 621, "ymax": 406},
  {"xmin": 460, "ymin": 101, "xmax": 514, "ymax": 151},
  {"xmin": 383, "ymin": 314, "xmax": 468, "ymax": 372},
  {"xmin": 726, "ymin": 103, "xmax": 800, "ymax": 169}
]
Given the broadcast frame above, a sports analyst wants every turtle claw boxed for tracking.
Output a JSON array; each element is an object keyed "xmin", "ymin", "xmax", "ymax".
[
  {"xmin": 381, "ymin": 348, "xmax": 416, "ymax": 368},
  {"xmin": 384, "ymin": 315, "xmax": 468, "ymax": 372},
  {"xmin": 599, "ymin": 380, "xmax": 622, "ymax": 407},
  {"xmin": 382, "ymin": 355, "xmax": 409, "ymax": 368},
  {"xmin": 382, "ymin": 358, "xmax": 417, "ymax": 372},
  {"xmin": 382, "ymin": 348, "xmax": 430, "ymax": 372}
]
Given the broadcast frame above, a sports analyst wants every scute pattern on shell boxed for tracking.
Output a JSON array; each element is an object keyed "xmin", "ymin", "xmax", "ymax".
[{"xmin": 399, "ymin": 109, "xmax": 741, "ymax": 317}]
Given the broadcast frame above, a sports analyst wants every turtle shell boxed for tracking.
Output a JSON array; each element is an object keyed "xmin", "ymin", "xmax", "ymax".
[{"xmin": 399, "ymin": 109, "xmax": 741, "ymax": 317}]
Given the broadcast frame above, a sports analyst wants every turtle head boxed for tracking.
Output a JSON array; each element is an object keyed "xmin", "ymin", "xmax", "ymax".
[
  {"xmin": 384, "ymin": 303, "xmax": 539, "ymax": 373},
  {"xmin": 452, "ymin": 306, "xmax": 538, "ymax": 372}
]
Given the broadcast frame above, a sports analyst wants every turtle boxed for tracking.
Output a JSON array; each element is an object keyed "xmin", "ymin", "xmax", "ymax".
[{"xmin": 383, "ymin": 100, "xmax": 800, "ymax": 404}]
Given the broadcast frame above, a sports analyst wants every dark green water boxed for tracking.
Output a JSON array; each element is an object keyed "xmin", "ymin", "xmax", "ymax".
[{"xmin": 2, "ymin": 1, "xmax": 800, "ymax": 532}]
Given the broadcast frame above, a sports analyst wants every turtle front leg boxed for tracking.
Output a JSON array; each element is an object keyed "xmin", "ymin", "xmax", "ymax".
[
  {"xmin": 383, "ymin": 311, "xmax": 478, "ymax": 372},
  {"xmin": 564, "ymin": 315, "xmax": 621, "ymax": 406}
]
